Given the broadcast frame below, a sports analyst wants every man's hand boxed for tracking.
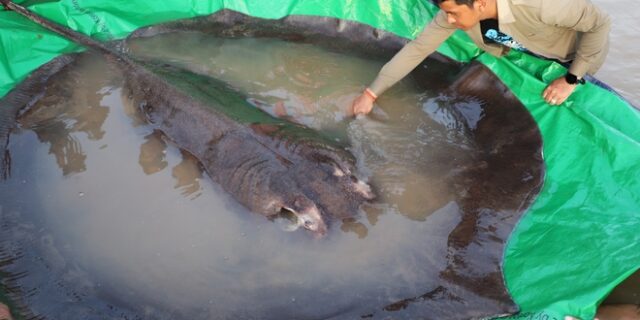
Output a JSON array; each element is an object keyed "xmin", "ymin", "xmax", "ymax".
[
  {"xmin": 351, "ymin": 92, "xmax": 375, "ymax": 116},
  {"xmin": 543, "ymin": 76, "xmax": 577, "ymax": 106}
]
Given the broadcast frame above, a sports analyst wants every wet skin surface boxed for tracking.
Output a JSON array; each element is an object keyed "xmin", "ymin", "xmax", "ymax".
[{"xmin": 0, "ymin": 9, "xmax": 543, "ymax": 320}]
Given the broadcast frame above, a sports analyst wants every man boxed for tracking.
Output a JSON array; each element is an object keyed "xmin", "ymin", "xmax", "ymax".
[
  {"xmin": 351, "ymin": 0, "xmax": 611, "ymax": 114},
  {"xmin": 351, "ymin": 1, "xmax": 640, "ymax": 319}
]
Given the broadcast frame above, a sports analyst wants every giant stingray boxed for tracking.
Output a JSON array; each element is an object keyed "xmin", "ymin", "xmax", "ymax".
[
  {"xmin": 0, "ymin": 2, "xmax": 545, "ymax": 320},
  {"xmin": 0, "ymin": 0, "xmax": 375, "ymax": 236}
]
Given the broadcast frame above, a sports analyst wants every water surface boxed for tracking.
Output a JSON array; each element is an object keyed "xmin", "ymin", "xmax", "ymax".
[
  {"xmin": 591, "ymin": 0, "xmax": 639, "ymax": 107},
  {"xmin": 1, "ymin": 34, "xmax": 527, "ymax": 319}
]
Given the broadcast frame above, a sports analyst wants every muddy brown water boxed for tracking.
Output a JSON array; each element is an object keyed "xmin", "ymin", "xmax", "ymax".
[{"xmin": 0, "ymin": 33, "xmax": 541, "ymax": 319}]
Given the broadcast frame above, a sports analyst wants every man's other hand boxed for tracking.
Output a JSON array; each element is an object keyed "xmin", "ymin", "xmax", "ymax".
[{"xmin": 543, "ymin": 76, "xmax": 577, "ymax": 106}]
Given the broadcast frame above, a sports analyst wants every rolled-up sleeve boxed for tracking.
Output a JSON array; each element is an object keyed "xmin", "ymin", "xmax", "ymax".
[{"xmin": 369, "ymin": 11, "xmax": 456, "ymax": 96}]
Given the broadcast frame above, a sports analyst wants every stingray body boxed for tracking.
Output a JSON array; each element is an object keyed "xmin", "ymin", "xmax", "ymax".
[
  {"xmin": 0, "ymin": 0, "xmax": 374, "ymax": 236},
  {"xmin": 0, "ymin": 3, "xmax": 548, "ymax": 319}
]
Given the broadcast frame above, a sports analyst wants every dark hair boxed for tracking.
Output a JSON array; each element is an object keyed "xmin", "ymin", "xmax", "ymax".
[{"xmin": 431, "ymin": 0, "xmax": 476, "ymax": 7}]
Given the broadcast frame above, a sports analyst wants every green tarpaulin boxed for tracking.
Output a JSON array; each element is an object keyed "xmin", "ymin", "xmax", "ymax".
[{"xmin": 1, "ymin": 0, "xmax": 638, "ymax": 319}]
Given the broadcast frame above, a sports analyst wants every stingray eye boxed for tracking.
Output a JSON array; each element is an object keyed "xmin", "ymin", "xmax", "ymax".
[{"xmin": 332, "ymin": 166, "xmax": 345, "ymax": 177}]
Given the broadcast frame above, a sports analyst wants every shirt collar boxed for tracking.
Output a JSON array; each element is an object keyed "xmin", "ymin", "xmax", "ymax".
[{"xmin": 496, "ymin": 0, "xmax": 516, "ymax": 24}]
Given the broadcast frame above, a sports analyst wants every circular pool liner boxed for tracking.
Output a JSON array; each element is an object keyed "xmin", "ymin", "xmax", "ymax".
[{"xmin": 0, "ymin": 1, "xmax": 638, "ymax": 319}]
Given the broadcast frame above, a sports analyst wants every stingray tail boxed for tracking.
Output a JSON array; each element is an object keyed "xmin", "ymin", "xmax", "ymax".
[
  {"xmin": 0, "ymin": 0, "xmax": 122, "ymax": 59},
  {"xmin": 0, "ymin": 124, "xmax": 12, "ymax": 181},
  {"xmin": 0, "ymin": 95, "xmax": 18, "ymax": 181}
]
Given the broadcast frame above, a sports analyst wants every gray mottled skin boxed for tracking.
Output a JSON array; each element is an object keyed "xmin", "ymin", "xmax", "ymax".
[
  {"xmin": 0, "ymin": 0, "xmax": 374, "ymax": 236},
  {"xmin": 125, "ymin": 61, "xmax": 374, "ymax": 235}
]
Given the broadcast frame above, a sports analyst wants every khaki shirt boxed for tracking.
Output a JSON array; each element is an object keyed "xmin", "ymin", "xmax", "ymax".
[{"xmin": 369, "ymin": 0, "xmax": 611, "ymax": 96}]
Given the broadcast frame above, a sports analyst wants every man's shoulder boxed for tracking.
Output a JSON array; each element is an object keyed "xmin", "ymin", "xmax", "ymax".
[
  {"xmin": 508, "ymin": 0, "xmax": 543, "ymax": 9},
  {"xmin": 509, "ymin": 0, "xmax": 573, "ymax": 11},
  {"xmin": 508, "ymin": 0, "xmax": 577, "ymax": 22}
]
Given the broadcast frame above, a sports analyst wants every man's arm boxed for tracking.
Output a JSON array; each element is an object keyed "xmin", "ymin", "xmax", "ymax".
[
  {"xmin": 352, "ymin": 11, "xmax": 455, "ymax": 115},
  {"xmin": 542, "ymin": 0, "xmax": 611, "ymax": 78},
  {"xmin": 541, "ymin": 0, "xmax": 611, "ymax": 105},
  {"xmin": 369, "ymin": 11, "xmax": 457, "ymax": 96}
]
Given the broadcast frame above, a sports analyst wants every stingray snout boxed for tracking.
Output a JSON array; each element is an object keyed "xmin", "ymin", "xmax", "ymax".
[{"xmin": 283, "ymin": 195, "xmax": 328, "ymax": 237}]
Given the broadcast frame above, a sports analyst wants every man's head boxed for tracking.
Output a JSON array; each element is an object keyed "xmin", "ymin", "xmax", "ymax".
[{"xmin": 433, "ymin": 0, "xmax": 490, "ymax": 31}]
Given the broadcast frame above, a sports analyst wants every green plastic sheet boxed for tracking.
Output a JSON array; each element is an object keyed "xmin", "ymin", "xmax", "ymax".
[{"xmin": 1, "ymin": 0, "xmax": 638, "ymax": 319}]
